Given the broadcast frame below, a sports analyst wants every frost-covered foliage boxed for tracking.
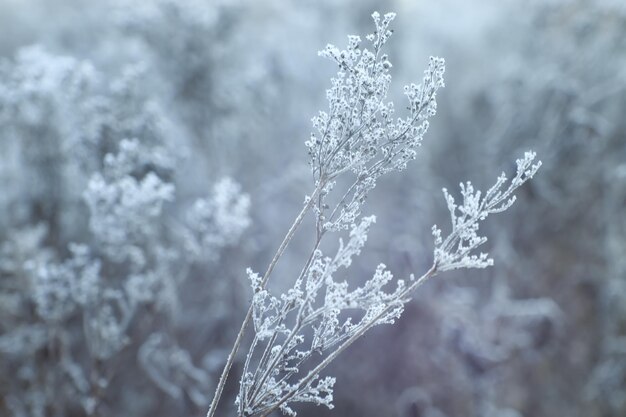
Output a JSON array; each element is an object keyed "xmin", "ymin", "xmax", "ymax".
[
  {"xmin": 204, "ymin": 13, "xmax": 539, "ymax": 417},
  {"xmin": 183, "ymin": 178, "xmax": 251, "ymax": 261},
  {"xmin": 0, "ymin": 1, "xmax": 252, "ymax": 415}
]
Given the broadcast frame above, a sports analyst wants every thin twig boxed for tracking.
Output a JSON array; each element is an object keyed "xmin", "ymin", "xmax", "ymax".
[{"xmin": 206, "ymin": 183, "xmax": 324, "ymax": 417}]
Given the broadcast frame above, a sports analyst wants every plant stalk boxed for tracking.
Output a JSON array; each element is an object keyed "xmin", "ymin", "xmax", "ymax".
[{"xmin": 206, "ymin": 183, "xmax": 324, "ymax": 417}]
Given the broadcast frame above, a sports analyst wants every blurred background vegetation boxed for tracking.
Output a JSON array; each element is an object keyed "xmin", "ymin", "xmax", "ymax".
[{"xmin": 0, "ymin": 0, "xmax": 625, "ymax": 416}]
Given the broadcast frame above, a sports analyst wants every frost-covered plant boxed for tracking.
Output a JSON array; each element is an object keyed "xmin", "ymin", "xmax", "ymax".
[
  {"xmin": 183, "ymin": 178, "xmax": 251, "ymax": 262},
  {"xmin": 205, "ymin": 12, "xmax": 540, "ymax": 417},
  {"xmin": 0, "ymin": 46, "xmax": 97, "ymax": 241},
  {"xmin": 0, "ymin": 41, "xmax": 251, "ymax": 416}
]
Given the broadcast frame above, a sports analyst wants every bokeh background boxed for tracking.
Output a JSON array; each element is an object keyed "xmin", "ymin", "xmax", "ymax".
[{"xmin": 1, "ymin": 0, "xmax": 625, "ymax": 416}]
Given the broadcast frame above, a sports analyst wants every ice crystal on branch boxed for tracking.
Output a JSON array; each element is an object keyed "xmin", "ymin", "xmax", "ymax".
[{"xmin": 432, "ymin": 151, "xmax": 542, "ymax": 271}]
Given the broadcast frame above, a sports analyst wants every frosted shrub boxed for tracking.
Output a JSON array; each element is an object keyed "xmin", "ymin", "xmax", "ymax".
[
  {"xmin": 83, "ymin": 140, "xmax": 175, "ymax": 261},
  {"xmin": 205, "ymin": 12, "xmax": 540, "ymax": 417},
  {"xmin": 0, "ymin": 41, "xmax": 251, "ymax": 416},
  {"xmin": 183, "ymin": 178, "xmax": 251, "ymax": 261}
]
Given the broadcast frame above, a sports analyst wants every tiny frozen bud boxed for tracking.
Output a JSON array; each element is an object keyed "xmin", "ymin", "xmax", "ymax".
[
  {"xmin": 383, "ymin": 12, "xmax": 397, "ymax": 22},
  {"xmin": 348, "ymin": 35, "xmax": 361, "ymax": 49}
]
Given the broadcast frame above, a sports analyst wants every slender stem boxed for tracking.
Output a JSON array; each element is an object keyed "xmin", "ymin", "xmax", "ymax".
[
  {"xmin": 247, "ymin": 312, "xmax": 286, "ymax": 405},
  {"xmin": 261, "ymin": 183, "xmax": 324, "ymax": 288},
  {"xmin": 206, "ymin": 184, "xmax": 324, "ymax": 417},
  {"xmin": 327, "ymin": 178, "xmax": 359, "ymax": 224},
  {"xmin": 239, "ymin": 333, "xmax": 259, "ymax": 416},
  {"xmin": 249, "ymin": 316, "xmax": 303, "ymax": 409},
  {"xmin": 207, "ymin": 308, "xmax": 252, "ymax": 417},
  {"xmin": 248, "ymin": 235, "xmax": 323, "ymax": 405}
]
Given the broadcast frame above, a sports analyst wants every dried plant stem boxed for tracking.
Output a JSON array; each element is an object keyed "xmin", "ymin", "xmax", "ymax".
[{"xmin": 206, "ymin": 184, "xmax": 324, "ymax": 417}]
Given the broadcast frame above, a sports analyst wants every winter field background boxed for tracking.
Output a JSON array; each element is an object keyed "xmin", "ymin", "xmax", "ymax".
[{"xmin": 0, "ymin": 0, "xmax": 625, "ymax": 416}]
